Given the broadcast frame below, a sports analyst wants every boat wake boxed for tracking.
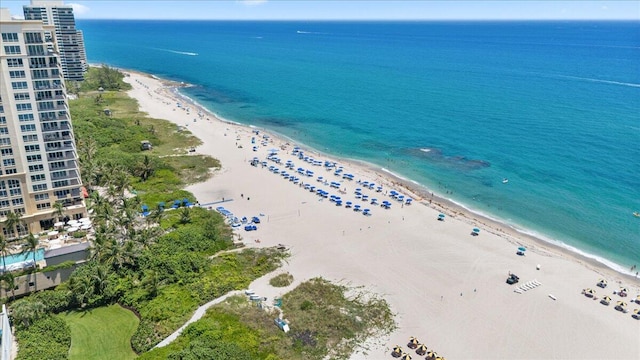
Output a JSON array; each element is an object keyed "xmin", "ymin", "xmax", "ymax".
[
  {"xmin": 153, "ymin": 48, "xmax": 198, "ymax": 56},
  {"xmin": 555, "ymin": 74, "xmax": 640, "ymax": 88},
  {"xmin": 296, "ymin": 30, "xmax": 329, "ymax": 35}
]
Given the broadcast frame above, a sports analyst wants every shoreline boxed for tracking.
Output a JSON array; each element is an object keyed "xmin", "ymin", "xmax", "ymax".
[
  {"xmin": 149, "ymin": 68, "xmax": 639, "ymax": 283},
  {"xmin": 120, "ymin": 68, "xmax": 640, "ymax": 359}
]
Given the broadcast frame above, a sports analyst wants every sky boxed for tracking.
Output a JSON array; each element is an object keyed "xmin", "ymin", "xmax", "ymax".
[{"xmin": 3, "ymin": 0, "xmax": 639, "ymax": 20}]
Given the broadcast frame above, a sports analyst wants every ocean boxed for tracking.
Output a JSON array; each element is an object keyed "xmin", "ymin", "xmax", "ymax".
[{"xmin": 78, "ymin": 20, "xmax": 640, "ymax": 274}]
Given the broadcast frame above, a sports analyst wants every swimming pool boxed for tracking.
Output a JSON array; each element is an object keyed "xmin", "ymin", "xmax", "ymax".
[{"xmin": 2, "ymin": 248, "xmax": 45, "ymax": 266}]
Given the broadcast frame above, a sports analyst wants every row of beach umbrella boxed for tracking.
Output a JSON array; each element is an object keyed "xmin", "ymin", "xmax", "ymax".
[
  {"xmin": 391, "ymin": 337, "xmax": 445, "ymax": 359},
  {"xmin": 583, "ymin": 287, "xmax": 639, "ymax": 318}
]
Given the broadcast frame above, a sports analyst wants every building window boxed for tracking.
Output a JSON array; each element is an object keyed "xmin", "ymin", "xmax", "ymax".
[
  {"xmin": 31, "ymin": 174, "xmax": 46, "ymax": 182},
  {"xmin": 2, "ymin": 159, "xmax": 15, "ymax": 167},
  {"xmin": 16, "ymin": 103, "xmax": 33, "ymax": 111},
  {"xmin": 0, "ymin": 148, "xmax": 12, "ymax": 156},
  {"xmin": 24, "ymin": 32, "xmax": 42, "ymax": 44},
  {"xmin": 3, "ymin": 46, "xmax": 21, "ymax": 55},
  {"xmin": 0, "ymin": 200, "xmax": 9, "ymax": 208},
  {"xmin": 11, "ymin": 81, "xmax": 28, "ymax": 90},
  {"xmin": 0, "ymin": 116, "xmax": 6, "ymax": 124},
  {"xmin": 0, "ymin": 138, "xmax": 11, "ymax": 146},
  {"xmin": 53, "ymin": 180, "xmax": 69, "ymax": 188},
  {"xmin": 27, "ymin": 45, "xmax": 45, "ymax": 56},
  {"xmin": 9, "ymin": 70, "xmax": 26, "ymax": 78},
  {"xmin": 6, "ymin": 58, "xmax": 23, "ymax": 67},
  {"xmin": 4, "ymin": 169, "xmax": 16, "ymax": 175},
  {"xmin": 34, "ymin": 193, "xmax": 49, "ymax": 201},
  {"xmin": 26, "ymin": 154, "xmax": 42, "ymax": 162},
  {"xmin": 14, "ymin": 93, "xmax": 30, "ymax": 101},
  {"xmin": 20, "ymin": 124, "xmax": 37, "ymax": 132},
  {"xmin": 18, "ymin": 113, "xmax": 34, "ymax": 122},
  {"xmin": 9, "ymin": 188, "xmax": 21, "ymax": 196},
  {"xmin": 24, "ymin": 144, "xmax": 40, "ymax": 152},
  {"xmin": 1, "ymin": 33, "xmax": 19, "ymax": 42},
  {"xmin": 23, "ymin": 135, "xmax": 39, "ymax": 143},
  {"xmin": 36, "ymin": 203, "xmax": 51, "ymax": 210},
  {"xmin": 28, "ymin": 164, "xmax": 44, "ymax": 172},
  {"xmin": 11, "ymin": 198, "xmax": 24, "ymax": 206},
  {"xmin": 0, "ymin": 128, "xmax": 8, "ymax": 136},
  {"xmin": 33, "ymin": 184, "xmax": 47, "ymax": 192}
]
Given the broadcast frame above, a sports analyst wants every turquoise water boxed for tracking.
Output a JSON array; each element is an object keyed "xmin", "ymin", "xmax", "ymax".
[
  {"xmin": 3, "ymin": 248, "xmax": 45, "ymax": 266},
  {"xmin": 79, "ymin": 20, "xmax": 640, "ymax": 273}
]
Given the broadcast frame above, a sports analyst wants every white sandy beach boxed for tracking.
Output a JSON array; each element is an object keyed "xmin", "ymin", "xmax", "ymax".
[{"xmin": 124, "ymin": 72, "xmax": 640, "ymax": 360}]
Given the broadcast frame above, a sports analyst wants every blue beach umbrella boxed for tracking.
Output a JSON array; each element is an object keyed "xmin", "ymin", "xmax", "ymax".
[
  {"xmin": 438, "ymin": 213, "xmax": 445, "ymax": 219},
  {"xmin": 518, "ymin": 246, "xmax": 526, "ymax": 252},
  {"xmin": 473, "ymin": 228, "xmax": 480, "ymax": 233}
]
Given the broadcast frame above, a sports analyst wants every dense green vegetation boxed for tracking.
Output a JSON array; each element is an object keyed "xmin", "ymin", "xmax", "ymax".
[
  {"xmin": 79, "ymin": 65, "xmax": 132, "ymax": 93},
  {"xmin": 141, "ymin": 278, "xmax": 396, "ymax": 360},
  {"xmin": 70, "ymin": 73, "xmax": 219, "ymax": 206},
  {"xmin": 61, "ymin": 305, "xmax": 138, "ymax": 360}
]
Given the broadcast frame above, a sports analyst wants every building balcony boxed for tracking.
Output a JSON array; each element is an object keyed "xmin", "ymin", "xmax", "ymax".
[
  {"xmin": 35, "ymin": 95, "xmax": 65, "ymax": 101},
  {"xmin": 51, "ymin": 170, "xmax": 79, "ymax": 181},
  {"xmin": 47, "ymin": 151, "xmax": 76, "ymax": 162},
  {"xmin": 41, "ymin": 124, "xmax": 71, "ymax": 133},
  {"xmin": 40, "ymin": 114, "xmax": 69, "ymax": 122},
  {"xmin": 42, "ymin": 134, "xmax": 73, "ymax": 142}
]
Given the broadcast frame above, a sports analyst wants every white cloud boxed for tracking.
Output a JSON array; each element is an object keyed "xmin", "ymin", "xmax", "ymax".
[
  {"xmin": 68, "ymin": 3, "xmax": 90, "ymax": 15},
  {"xmin": 239, "ymin": 0, "xmax": 268, "ymax": 6}
]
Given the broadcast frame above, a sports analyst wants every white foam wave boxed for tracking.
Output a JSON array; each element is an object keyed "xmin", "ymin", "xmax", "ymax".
[
  {"xmin": 419, "ymin": 148, "xmax": 431, "ymax": 153},
  {"xmin": 380, "ymin": 167, "xmax": 409, "ymax": 182},
  {"xmin": 446, "ymin": 199, "xmax": 637, "ymax": 277}
]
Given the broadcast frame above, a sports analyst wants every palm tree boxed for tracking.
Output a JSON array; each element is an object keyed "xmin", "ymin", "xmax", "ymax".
[
  {"xmin": 1, "ymin": 273, "xmax": 17, "ymax": 300},
  {"xmin": 52, "ymin": 201, "xmax": 66, "ymax": 223},
  {"xmin": 149, "ymin": 205, "xmax": 166, "ymax": 226},
  {"xmin": 92, "ymin": 265, "xmax": 110, "ymax": 296},
  {"xmin": 2, "ymin": 211, "xmax": 24, "ymax": 240},
  {"xmin": 10, "ymin": 300, "xmax": 46, "ymax": 328},
  {"xmin": 22, "ymin": 233, "xmax": 39, "ymax": 268},
  {"xmin": 141, "ymin": 269, "xmax": 164, "ymax": 298},
  {"xmin": 179, "ymin": 207, "xmax": 192, "ymax": 225},
  {"xmin": 69, "ymin": 276, "xmax": 93, "ymax": 308},
  {"xmin": 137, "ymin": 155, "xmax": 155, "ymax": 181},
  {"xmin": 0, "ymin": 234, "xmax": 9, "ymax": 273}
]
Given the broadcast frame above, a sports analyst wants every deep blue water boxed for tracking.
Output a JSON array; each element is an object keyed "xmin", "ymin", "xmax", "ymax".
[{"xmin": 78, "ymin": 20, "xmax": 640, "ymax": 273}]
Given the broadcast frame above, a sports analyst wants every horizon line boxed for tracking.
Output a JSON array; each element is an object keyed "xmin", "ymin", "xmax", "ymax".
[{"xmin": 75, "ymin": 18, "xmax": 640, "ymax": 22}]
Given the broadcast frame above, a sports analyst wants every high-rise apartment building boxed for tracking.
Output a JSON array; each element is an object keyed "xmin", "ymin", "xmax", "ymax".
[
  {"xmin": 23, "ymin": 0, "xmax": 85, "ymax": 82},
  {"xmin": 0, "ymin": 8, "xmax": 85, "ymax": 240},
  {"xmin": 76, "ymin": 29, "xmax": 87, "ymax": 72}
]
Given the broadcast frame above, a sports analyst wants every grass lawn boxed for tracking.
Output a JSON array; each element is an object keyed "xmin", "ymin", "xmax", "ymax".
[{"xmin": 61, "ymin": 304, "xmax": 139, "ymax": 360}]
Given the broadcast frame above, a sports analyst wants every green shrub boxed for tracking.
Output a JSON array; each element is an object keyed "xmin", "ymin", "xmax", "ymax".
[
  {"xmin": 29, "ymin": 289, "xmax": 72, "ymax": 313},
  {"xmin": 269, "ymin": 273, "xmax": 294, "ymax": 288},
  {"xmin": 15, "ymin": 315, "xmax": 71, "ymax": 360}
]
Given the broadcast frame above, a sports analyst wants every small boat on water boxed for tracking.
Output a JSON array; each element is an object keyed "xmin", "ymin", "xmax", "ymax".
[
  {"xmin": 502, "ymin": 178, "xmax": 509, "ymax": 184},
  {"xmin": 634, "ymin": 212, "xmax": 640, "ymax": 218}
]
